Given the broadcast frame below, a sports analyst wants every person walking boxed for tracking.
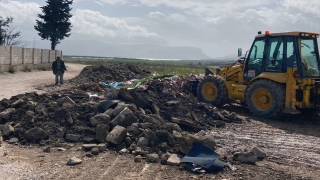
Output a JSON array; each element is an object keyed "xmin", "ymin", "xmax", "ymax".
[{"xmin": 52, "ymin": 56, "xmax": 67, "ymax": 85}]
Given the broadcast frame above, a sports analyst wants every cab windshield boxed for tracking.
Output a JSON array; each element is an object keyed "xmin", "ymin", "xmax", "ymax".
[{"xmin": 299, "ymin": 38, "xmax": 320, "ymax": 77}]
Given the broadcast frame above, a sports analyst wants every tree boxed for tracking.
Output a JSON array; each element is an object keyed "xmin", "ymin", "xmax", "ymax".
[
  {"xmin": 0, "ymin": 17, "xmax": 27, "ymax": 47},
  {"xmin": 34, "ymin": 0, "xmax": 73, "ymax": 50}
]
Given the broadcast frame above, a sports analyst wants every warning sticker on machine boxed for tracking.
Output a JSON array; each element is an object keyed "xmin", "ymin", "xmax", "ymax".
[{"xmin": 248, "ymin": 70, "xmax": 256, "ymax": 77}]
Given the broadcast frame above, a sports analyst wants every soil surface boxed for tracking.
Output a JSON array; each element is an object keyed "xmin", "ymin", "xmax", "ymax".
[{"xmin": 0, "ymin": 63, "xmax": 320, "ymax": 180}]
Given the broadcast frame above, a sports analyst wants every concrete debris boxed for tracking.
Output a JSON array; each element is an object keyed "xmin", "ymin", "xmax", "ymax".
[
  {"xmin": 91, "ymin": 147, "xmax": 100, "ymax": 155},
  {"xmin": 67, "ymin": 157, "xmax": 82, "ymax": 166},
  {"xmin": 0, "ymin": 125, "xmax": 14, "ymax": 136},
  {"xmin": 146, "ymin": 153, "xmax": 160, "ymax": 163},
  {"xmin": 106, "ymin": 125, "xmax": 127, "ymax": 144},
  {"xmin": 245, "ymin": 145, "xmax": 267, "ymax": 160},
  {"xmin": 166, "ymin": 154, "xmax": 183, "ymax": 166},
  {"xmin": 134, "ymin": 155, "xmax": 142, "ymax": 162},
  {"xmin": 90, "ymin": 113, "xmax": 110, "ymax": 126},
  {"xmin": 233, "ymin": 151, "xmax": 258, "ymax": 164},
  {"xmin": 82, "ymin": 144, "xmax": 97, "ymax": 151},
  {"xmin": 137, "ymin": 137, "xmax": 149, "ymax": 147},
  {"xmin": 65, "ymin": 134, "xmax": 81, "ymax": 142},
  {"xmin": 0, "ymin": 108, "xmax": 15, "ymax": 120},
  {"xmin": 57, "ymin": 96, "xmax": 75, "ymax": 107},
  {"xmin": 95, "ymin": 124, "xmax": 109, "ymax": 143},
  {"xmin": 8, "ymin": 137, "xmax": 19, "ymax": 144},
  {"xmin": 97, "ymin": 144, "xmax": 107, "ymax": 152},
  {"xmin": 24, "ymin": 127, "xmax": 48, "ymax": 141}
]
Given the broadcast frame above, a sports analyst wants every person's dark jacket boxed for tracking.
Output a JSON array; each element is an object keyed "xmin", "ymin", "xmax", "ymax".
[{"xmin": 52, "ymin": 60, "xmax": 67, "ymax": 75}]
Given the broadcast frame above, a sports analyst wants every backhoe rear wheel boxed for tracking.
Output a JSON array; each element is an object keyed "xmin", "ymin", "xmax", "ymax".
[
  {"xmin": 246, "ymin": 80, "xmax": 285, "ymax": 118},
  {"xmin": 197, "ymin": 75, "xmax": 228, "ymax": 107}
]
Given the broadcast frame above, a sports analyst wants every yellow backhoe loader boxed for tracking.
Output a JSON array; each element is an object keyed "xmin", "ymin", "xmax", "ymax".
[{"xmin": 197, "ymin": 31, "xmax": 320, "ymax": 118}]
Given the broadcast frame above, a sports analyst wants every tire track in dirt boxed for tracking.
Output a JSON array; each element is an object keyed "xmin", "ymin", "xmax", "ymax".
[{"xmin": 211, "ymin": 119, "xmax": 320, "ymax": 179}]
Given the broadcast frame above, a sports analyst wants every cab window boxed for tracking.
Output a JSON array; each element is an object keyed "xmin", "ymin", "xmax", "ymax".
[
  {"xmin": 265, "ymin": 37, "xmax": 284, "ymax": 72},
  {"xmin": 244, "ymin": 38, "xmax": 265, "ymax": 80}
]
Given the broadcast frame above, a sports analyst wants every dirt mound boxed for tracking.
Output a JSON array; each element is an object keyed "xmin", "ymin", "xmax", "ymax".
[{"xmin": 70, "ymin": 64, "xmax": 151, "ymax": 84}]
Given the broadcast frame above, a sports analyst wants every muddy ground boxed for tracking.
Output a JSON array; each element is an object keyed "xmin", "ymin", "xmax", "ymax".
[{"xmin": 0, "ymin": 63, "xmax": 320, "ymax": 180}]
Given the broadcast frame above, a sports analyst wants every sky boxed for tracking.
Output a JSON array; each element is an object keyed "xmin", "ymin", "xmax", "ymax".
[{"xmin": 0, "ymin": 0, "xmax": 320, "ymax": 58}]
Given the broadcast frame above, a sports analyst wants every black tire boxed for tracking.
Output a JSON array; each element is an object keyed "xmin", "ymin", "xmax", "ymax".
[
  {"xmin": 246, "ymin": 80, "xmax": 285, "ymax": 118},
  {"xmin": 197, "ymin": 75, "xmax": 228, "ymax": 107}
]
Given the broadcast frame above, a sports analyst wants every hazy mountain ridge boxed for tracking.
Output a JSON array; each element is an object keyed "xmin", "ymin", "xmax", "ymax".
[{"xmin": 31, "ymin": 40, "xmax": 212, "ymax": 60}]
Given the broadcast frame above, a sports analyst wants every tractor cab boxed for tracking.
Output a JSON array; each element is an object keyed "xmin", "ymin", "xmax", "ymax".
[{"xmin": 240, "ymin": 31, "xmax": 320, "ymax": 81}]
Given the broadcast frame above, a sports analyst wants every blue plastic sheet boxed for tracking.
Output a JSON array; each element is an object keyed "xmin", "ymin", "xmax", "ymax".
[
  {"xmin": 101, "ymin": 82, "xmax": 124, "ymax": 88},
  {"xmin": 181, "ymin": 142, "xmax": 227, "ymax": 172}
]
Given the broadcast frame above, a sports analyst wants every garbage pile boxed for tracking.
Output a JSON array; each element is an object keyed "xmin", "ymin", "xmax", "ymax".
[{"xmin": 0, "ymin": 66, "xmax": 249, "ymax": 171}]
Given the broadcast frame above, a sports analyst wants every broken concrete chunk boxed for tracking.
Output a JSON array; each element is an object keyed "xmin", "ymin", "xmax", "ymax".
[
  {"xmin": 57, "ymin": 96, "xmax": 75, "ymax": 107},
  {"xmin": 112, "ymin": 103, "xmax": 129, "ymax": 116},
  {"xmin": 106, "ymin": 125, "xmax": 127, "ymax": 144},
  {"xmin": 137, "ymin": 137, "xmax": 149, "ymax": 147},
  {"xmin": 97, "ymin": 144, "xmax": 107, "ymax": 152},
  {"xmin": 245, "ymin": 145, "xmax": 267, "ymax": 160},
  {"xmin": 233, "ymin": 151, "xmax": 258, "ymax": 164},
  {"xmin": 104, "ymin": 89, "xmax": 119, "ymax": 100},
  {"xmin": 82, "ymin": 144, "xmax": 97, "ymax": 151},
  {"xmin": 111, "ymin": 107, "xmax": 138, "ymax": 127},
  {"xmin": 24, "ymin": 127, "xmax": 49, "ymax": 141},
  {"xmin": 91, "ymin": 147, "xmax": 100, "ymax": 155},
  {"xmin": 90, "ymin": 113, "xmax": 111, "ymax": 126},
  {"xmin": 65, "ymin": 134, "xmax": 81, "ymax": 142},
  {"xmin": 166, "ymin": 154, "xmax": 183, "ymax": 166},
  {"xmin": 176, "ymin": 134, "xmax": 216, "ymax": 154},
  {"xmin": 67, "ymin": 157, "xmax": 82, "ymax": 166},
  {"xmin": 134, "ymin": 155, "xmax": 142, "ymax": 162},
  {"xmin": 0, "ymin": 108, "xmax": 15, "ymax": 120},
  {"xmin": 127, "ymin": 123, "xmax": 140, "ymax": 135},
  {"xmin": 99, "ymin": 100, "xmax": 119, "ymax": 112},
  {"xmin": 95, "ymin": 124, "xmax": 109, "ymax": 143},
  {"xmin": 8, "ymin": 137, "xmax": 19, "ymax": 144},
  {"xmin": 0, "ymin": 125, "xmax": 14, "ymax": 136},
  {"xmin": 146, "ymin": 153, "xmax": 160, "ymax": 163},
  {"xmin": 127, "ymin": 104, "xmax": 138, "ymax": 113}
]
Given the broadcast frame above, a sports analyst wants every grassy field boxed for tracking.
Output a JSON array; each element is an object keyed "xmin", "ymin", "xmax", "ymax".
[{"xmin": 64, "ymin": 57, "xmax": 231, "ymax": 77}]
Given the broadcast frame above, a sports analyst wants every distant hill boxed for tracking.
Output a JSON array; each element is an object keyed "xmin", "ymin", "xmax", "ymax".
[{"xmin": 30, "ymin": 40, "xmax": 212, "ymax": 60}]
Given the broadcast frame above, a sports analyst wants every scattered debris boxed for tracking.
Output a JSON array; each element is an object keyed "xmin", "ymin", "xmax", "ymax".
[{"xmin": 67, "ymin": 157, "xmax": 82, "ymax": 166}]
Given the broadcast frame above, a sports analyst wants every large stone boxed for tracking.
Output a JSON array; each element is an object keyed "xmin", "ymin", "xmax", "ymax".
[
  {"xmin": 82, "ymin": 144, "xmax": 97, "ymax": 151},
  {"xmin": 95, "ymin": 124, "xmax": 109, "ymax": 143},
  {"xmin": 112, "ymin": 103, "xmax": 129, "ymax": 116},
  {"xmin": 0, "ymin": 108, "xmax": 15, "ymax": 120},
  {"xmin": 146, "ymin": 153, "xmax": 160, "ymax": 163},
  {"xmin": 176, "ymin": 134, "xmax": 216, "ymax": 154},
  {"xmin": 99, "ymin": 100, "xmax": 119, "ymax": 111},
  {"xmin": 165, "ymin": 123, "xmax": 182, "ymax": 133},
  {"xmin": 106, "ymin": 125, "xmax": 127, "ymax": 144},
  {"xmin": 91, "ymin": 147, "xmax": 100, "ymax": 155},
  {"xmin": 67, "ymin": 157, "xmax": 82, "ymax": 166},
  {"xmin": 137, "ymin": 137, "xmax": 149, "ymax": 147},
  {"xmin": 104, "ymin": 89, "xmax": 119, "ymax": 100},
  {"xmin": 24, "ymin": 127, "xmax": 49, "ymax": 141},
  {"xmin": 166, "ymin": 154, "xmax": 183, "ymax": 166},
  {"xmin": 127, "ymin": 123, "xmax": 140, "ymax": 135},
  {"xmin": 245, "ymin": 145, "xmax": 267, "ymax": 160},
  {"xmin": 233, "ymin": 151, "xmax": 258, "ymax": 164},
  {"xmin": 0, "ymin": 125, "xmax": 14, "ymax": 136},
  {"xmin": 57, "ymin": 96, "xmax": 75, "ymax": 107},
  {"xmin": 97, "ymin": 144, "xmax": 107, "ymax": 152},
  {"xmin": 65, "ymin": 134, "xmax": 81, "ymax": 142},
  {"xmin": 8, "ymin": 137, "xmax": 19, "ymax": 144},
  {"xmin": 111, "ymin": 107, "xmax": 138, "ymax": 127},
  {"xmin": 90, "ymin": 114, "xmax": 110, "ymax": 126}
]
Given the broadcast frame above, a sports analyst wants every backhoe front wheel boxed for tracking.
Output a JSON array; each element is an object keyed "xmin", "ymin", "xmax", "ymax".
[
  {"xmin": 246, "ymin": 80, "xmax": 285, "ymax": 118},
  {"xmin": 197, "ymin": 75, "xmax": 228, "ymax": 107}
]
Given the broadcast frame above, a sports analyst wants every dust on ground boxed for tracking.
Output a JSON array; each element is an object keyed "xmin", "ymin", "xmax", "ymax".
[{"xmin": 0, "ymin": 63, "xmax": 320, "ymax": 180}]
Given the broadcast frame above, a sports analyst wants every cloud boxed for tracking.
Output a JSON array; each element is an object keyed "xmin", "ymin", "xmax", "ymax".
[{"xmin": 70, "ymin": 9, "xmax": 164, "ymax": 44}]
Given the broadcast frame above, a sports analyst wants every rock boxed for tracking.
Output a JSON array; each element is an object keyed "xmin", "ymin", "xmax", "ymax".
[
  {"xmin": 103, "ymin": 89, "xmax": 119, "ymax": 100},
  {"xmin": 67, "ymin": 157, "xmax": 82, "ymax": 166},
  {"xmin": 119, "ymin": 148, "xmax": 128, "ymax": 154},
  {"xmin": 151, "ymin": 103, "xmax": 160, "ymax": 115},
  {"xmin": 26, "ymin": 111, "xmax": 35, "ymax": 117},
  {"xmin": 112, "ymin": 103, "xmax": 128, "ymax": 116},
  {"xmin": 176, "ymin": 134, "xmax": 216, "ymax": 154},
  {"xmin": 35, "ymin": 103, "xmax": 46, "ymax": 112},
  {"xmin": 97, "ymin": 144, "xmax": 107, "ymax": 152},
  {"xmin": 90, "ymin": 113, "xmax": 110, "ymax": 126},
  {"xmin": 86, "ymin": 153, "xmax": 94, "ymax": 157},
  {"xmin": 197, "ymin": 130, "xmax": 207, "ymax": 136},
  {"xmin": 140, "ymin": 123, "xmax": 151, "ymax": 129},
  {"xmin": 82, "ymin": 144, "xmax": 97, "ymax": 151},
  {"xmin": 104, "ymin": 109, "xmax": 114, "ymax": 116},
  {"xmin": 91, "ymin": 147, "xmax": 100, "ymax": 155},
  {"xmin": 43, "ymin": 147, "xmax": 51, "ymax": 153},
  {"xmin": 57, "ymin": 96, "xmax": 75, "ymax": 107},
  {"xmin": 127, "ymin": 123, "xmax": 140, "ymax": 135},
  {"xmin": 62, "ymin": 102, "xmax": 73, "ymax": 109},
  {"xmin": 127, "ymin": 104, "xmax": 138, "ymax": 113},
  {"xmin": 0, "ymin": 125, "xmax": 14, "ymax": 136},
  {"xmin": 24, "ymin": 127, "xmax": 49, "ymax": 141},
  {"xmin": 124, "ymin": 137, "xmax": 131, "ymax": 146},
  {"xmin": 165, "ymin": 101, "xmax": 180, "ymax": 106},
  {"xmin": 57, "ymin": 148, "xmax": 67, "ymax": 151},
  {"xmin": 99, "ymin": 100, "xmax": 120, "ymax": 111},
  {"xmin": 245, "ymin": 145, "xmax": 267, "ymax": 160},
  {"xmin": 170, "ymin": 117, "xmax": 196, "ymax": 128},
  {"xmin": 146, "ymin": 153, "xmax": 160, "ymax": 163},
  {"xmin": 134, "ymin": 155, "xmax": 142, "ymax": 162},
  {"xmin": 233, "ymin": 151, "xmax": 258, "ymax": 164},
  {"xmin": 137, "ymin": 137, "xmax": 149, "ymax": 147},
  {"xmin": 95, "ymin": 124, "xmax": 109, "ymax": 143},
  {"xmin": 65, "ymin": 134, "xmax": 81, "ymax": 142},
  {"xmin": 83, "ymin": 136, "xmax": 95, "ymax": 143},
  {"xmin": 0, "ymin": 108, "xmax": 15, "ymax": 120},
  {"xmin": 111, "ymin": 107, "xmax": 138, "ymax": 127},
  {"xmin": 166, "ymin": 154, "xmax": 183, "ymax": 166},
  {"xmin": 165, "ymin": 123, "xmax": 182, "ymax": 133},
  {"xmin": 8, "ymin": 137, "xmax": 19, "ymax": 144},
  {"xmin": 106, "ymin": 125, "xmax": 127, "ymax": 144},
  {"xmin": 11, "ymin": 99, "xmax": 24, "ymax": 108}
]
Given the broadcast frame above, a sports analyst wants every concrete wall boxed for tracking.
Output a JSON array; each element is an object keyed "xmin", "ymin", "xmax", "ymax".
[{"xmin": 0, "ymin": 46, "xmax": 63, "ymax": 72}]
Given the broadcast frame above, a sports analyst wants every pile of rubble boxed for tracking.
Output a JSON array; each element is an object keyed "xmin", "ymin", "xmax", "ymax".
[{"xmin": 0, "ymin": 65, "xmax": 251, "ymax": 169}]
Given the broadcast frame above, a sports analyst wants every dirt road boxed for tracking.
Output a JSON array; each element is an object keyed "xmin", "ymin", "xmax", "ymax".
[{"xmin": 0, "ymin": 63, "xmax": 87, "ymax": 100}]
